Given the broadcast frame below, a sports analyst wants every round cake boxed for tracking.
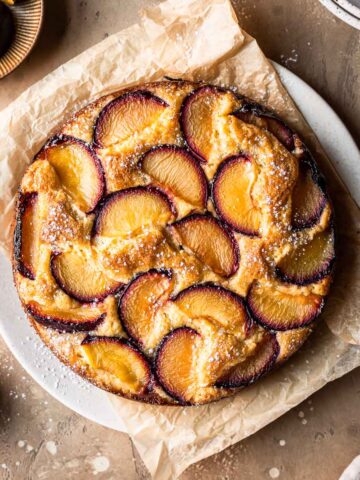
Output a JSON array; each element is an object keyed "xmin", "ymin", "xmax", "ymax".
[{"xmin": 13, "ymin": 80, "xmax": 335, "ymax": 405}]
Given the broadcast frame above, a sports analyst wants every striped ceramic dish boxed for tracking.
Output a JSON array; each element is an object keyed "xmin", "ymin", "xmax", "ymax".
[
  {"xmin": 0, "ymin": 0, "xmax": 43, "ymax": 79},
  {"xmin": 335, "ymin": 0, "xmax": 360, "ymax": 18},
  {"xmin": 319, "ymin": 0, "xmax": 360, "ymax": 29}
]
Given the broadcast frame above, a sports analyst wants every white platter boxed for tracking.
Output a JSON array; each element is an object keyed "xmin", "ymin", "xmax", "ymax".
[
  {"xmin": 0, "ymin": 63, "xmax": 359, "ymax": 433},
  {"xmin": 319, "ymin": 0, "xmax": 360, "ymax": 29}
]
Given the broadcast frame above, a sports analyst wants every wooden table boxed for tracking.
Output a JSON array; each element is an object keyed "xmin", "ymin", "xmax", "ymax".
[{"xmin": 0, "ymin": 1, "xmax": 359, "ymax": 478}]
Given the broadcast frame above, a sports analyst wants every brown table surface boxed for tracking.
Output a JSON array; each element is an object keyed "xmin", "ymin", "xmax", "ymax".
[{"xmin": 1, "ymin": 1, "xmax": 360, "ymax": 479}]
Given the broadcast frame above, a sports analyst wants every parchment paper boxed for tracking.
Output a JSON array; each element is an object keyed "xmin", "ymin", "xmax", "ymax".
[{"xmin": 0, "ymin": 0, "xmax": 359, "ymax": 478}]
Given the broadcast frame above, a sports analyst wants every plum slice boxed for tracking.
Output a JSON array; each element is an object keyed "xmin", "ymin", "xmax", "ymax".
[
  {"xmin": 155, "ymin": 327, "xmax": 200, "ymax": 404},
  {"xmin": 51, "ymin": 250, "xmax": 123, "ymax": 303},
  {"xmin": 232, "ymin": 102, "xmax": 295, "ymax": 152},
  {"xmin": 216, "ymin": 331, "xmax": 279, "ymax": 387},
  {"xmin": 26, "ymin": 302, "xmax": 105, "ymax": 333},
  {"xmin": 291, "ymin": 160, "xmax": 327, "ymax": 229},
  {"xmin": 119, "ymin": 269, "xmax": 173, "ymax": 348},
  {"xmin": 81, "ymin": 336, "xmax": 151, "ymax": 395},
  {"xmin": 92, "ymin": 186, "xmax": 176, "ymax": 239},
  {"xmin": 180, "ymin": 85, "xmax": 227, "ymax": 162},
  {"xmin": 38, "ymin": 136, "xmax": 105, "ymax": 213},
  {"xmin": 169, "ymin": 214, "xmax": 239, "ymax": 277},
  {"xmin": 174, "ymin": 283, "xmax": 250, "ymax": 336},
  {"xmin": 212, "ymin": 155, "xmax": 261, "ymax": 236},
  {"xmin": 14, "ymin": 192, "xmax": 40, "ymax": 280},
  {"xmin": 139, "ymin": 145, "xmax": 208, "ymax": 208},
  {"xmin": 276, "ymin": 228, "xmax": 335, "ymax": 285},
  {"xmin": 247, "ymin": 282, "xmax": 324, "ymax": 330},
  {"xmin": 94, "ymin": 91, "xmax": 168, "ymax": 148}
]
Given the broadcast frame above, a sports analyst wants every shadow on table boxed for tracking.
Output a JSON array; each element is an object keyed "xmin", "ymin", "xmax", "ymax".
[{"xmin": 0, "ymin": 383, "xmax": 13, "ymax": 430}]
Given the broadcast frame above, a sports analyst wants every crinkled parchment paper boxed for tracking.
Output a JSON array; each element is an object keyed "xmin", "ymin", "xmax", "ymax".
[{"xmin": 0, "ymin": 0, "xmax": 359, "ymax": 478}]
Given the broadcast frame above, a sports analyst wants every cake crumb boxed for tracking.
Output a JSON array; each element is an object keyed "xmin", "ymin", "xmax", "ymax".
[
  {"xmin": 90, "ymin": 456, "xmax": 110, "ymax": 475},
  {"xmin": 269, "ymin": 467, "xmax": 280, "ymax": 478},
  {"xmin": 46, "ymin": 441, "xmax": 57, "ymax": 455}
]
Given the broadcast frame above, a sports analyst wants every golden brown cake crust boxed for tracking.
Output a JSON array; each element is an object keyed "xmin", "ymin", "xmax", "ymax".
[{"xmin": 13, "ymin": 80, "xmax": 334, "ymax": 406}]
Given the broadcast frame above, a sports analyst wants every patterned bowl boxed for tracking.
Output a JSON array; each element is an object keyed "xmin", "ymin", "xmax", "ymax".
[{"xmin": 0, "ymin": 0, "xmax": 43, "ymax": 79}]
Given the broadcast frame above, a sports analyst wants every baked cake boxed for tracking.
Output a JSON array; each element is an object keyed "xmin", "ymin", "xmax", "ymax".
[{"xmin": 13, "ymin": 80, "xmax": 335, "ymax": 405}]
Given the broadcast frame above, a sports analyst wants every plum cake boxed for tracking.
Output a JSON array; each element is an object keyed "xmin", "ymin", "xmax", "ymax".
[{"xmin": 13, "ymin": 80, "xmax": 335, "ymax": 405}]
